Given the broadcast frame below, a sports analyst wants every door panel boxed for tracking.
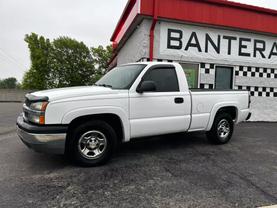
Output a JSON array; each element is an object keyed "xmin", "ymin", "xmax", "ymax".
[
  {"xmin": 129, "ymin": 66, "xmax": 191, "ymax": 138},
  {"xmin": 129, "ymin": 91, "xmax": 191, "ymax": 138},
  {"xmin": 215, "ymin": 66, "xmax": 233, "ymax": 89}
]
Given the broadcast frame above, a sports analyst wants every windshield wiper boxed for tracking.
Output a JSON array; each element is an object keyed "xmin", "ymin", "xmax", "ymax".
[{"xmin": 94, "ymin": 84, "xmax": 113, "ymax": 88}]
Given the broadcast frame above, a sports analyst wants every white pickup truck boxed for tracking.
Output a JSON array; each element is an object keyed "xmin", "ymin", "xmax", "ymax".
[{"xmin": 17, "ymin": 62, "xmax": 251, "ymax": 166}]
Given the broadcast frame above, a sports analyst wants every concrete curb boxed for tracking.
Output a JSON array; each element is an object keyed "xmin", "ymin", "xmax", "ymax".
[{"xmin": 0, "ymin": 101, "xmax": 23, "ymax": 103}]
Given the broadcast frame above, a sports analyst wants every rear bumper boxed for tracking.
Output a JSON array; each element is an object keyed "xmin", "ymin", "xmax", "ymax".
[
  {"xmin": 237, "ymin": 109, "xmax": 251, "ymax": 123},
  {"xmin": 16, "ymin": 115, "xmax": 67, "ymax": 154}
]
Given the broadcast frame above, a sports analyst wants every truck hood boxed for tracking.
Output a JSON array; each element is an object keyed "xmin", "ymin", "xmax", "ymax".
[{"xmin": 32, "ymin": 86, "xmax": 121, "ymax": 101}]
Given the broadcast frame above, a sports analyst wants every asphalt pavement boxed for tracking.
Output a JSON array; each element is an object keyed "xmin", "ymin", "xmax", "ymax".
[{"xmin": 0, "ymin": 103, "xmax": 276, "ymax": 208}]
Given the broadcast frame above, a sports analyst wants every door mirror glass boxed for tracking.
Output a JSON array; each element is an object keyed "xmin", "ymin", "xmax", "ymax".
[{"xmin": 136, "ymin": 81, "xmax": 157, "ymax": 93}]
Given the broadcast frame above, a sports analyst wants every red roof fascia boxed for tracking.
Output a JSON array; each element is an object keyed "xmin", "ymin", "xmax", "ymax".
[
  {"xmin": 203, "ymin": 0, "xmax": 277, "ymax": 15},
  {"xmin": 110, "ymin": 0, "xmax": 139, "ymax": 43},
  {"xmin": 111, "ymin": 0, "xmax": 277, "ymax": 45},
  {"xmin": 140, "ymin": 0, "xmax": 277, "ymax": 35}
]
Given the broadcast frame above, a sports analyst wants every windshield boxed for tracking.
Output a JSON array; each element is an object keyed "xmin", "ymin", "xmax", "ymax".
[{"xmin": 96, "ymin": 64, "xmax": 146, "ymax": 89}]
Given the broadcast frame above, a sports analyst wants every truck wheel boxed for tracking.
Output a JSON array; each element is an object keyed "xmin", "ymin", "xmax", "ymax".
[
  {"xmin": 70, "ymin": 120, "xmax": 118, "ymax": 166},
  {"xmin": 206, "ymin": 113, "xmax": 234, "ymax": 145}
]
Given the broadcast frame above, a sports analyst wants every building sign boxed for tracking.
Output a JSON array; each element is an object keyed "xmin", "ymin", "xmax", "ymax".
[{"xmin": 160, "ymin": 22, "xmax": 277, "ymax": 66}]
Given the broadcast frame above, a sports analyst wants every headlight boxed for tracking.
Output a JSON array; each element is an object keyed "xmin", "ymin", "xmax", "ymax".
[
  {"xmin": 30, "ymin": 102, "xmax": 48, "ymax": 112},
  {"xmin": 24, "ymin": 101, "xmax": 48, "ymax": 125},
  {"xmin": 28, "ymin": 114, "xmax": 44, "ymax": 124}
]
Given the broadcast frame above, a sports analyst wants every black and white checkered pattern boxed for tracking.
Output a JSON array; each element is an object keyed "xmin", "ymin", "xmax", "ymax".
[
  {"xmin": 200, "ymin": 83, "xmax": 213, "ymax": 89},
  {"xmin": 139, "ymin": 58, "xmax": 174, "ymax": 63},
  {"xmin": 234, "ymin": 66, "xmax": 277, "ymax": 97},
  {"xmin": 235, "ymin": 66, "xmax": 277, "ymax": 78},
  {"xmin": 199, "ymin": 63, "xmax": 214, "ymax": 89},
  {"xmin": 234, "ymin": 85, "xmax": 277, "ymax": 97},
  {"xmin": 200, "ymin": 63, "xmax": 215, "ymax": 74}
]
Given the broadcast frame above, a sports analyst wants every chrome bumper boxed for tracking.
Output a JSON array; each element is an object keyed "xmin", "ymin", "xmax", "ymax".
[{"xmin": 16, "ymin": 115, "xmax": 67, "ymax": 154}]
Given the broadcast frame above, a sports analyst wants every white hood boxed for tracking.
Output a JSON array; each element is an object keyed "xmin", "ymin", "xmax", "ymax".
[{"xmin": 32, "ymin": 86, "xmax": 120, "ymax": 101}]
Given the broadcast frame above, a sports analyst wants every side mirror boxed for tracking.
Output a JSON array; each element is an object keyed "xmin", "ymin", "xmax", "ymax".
[{"xmin": 136, "ymin": 81, "xmax": 157, "ymax": 93}]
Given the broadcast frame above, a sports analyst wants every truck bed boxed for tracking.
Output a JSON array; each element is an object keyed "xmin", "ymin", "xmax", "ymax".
[{"xmin": 188, "ymin": 89, "xmax": 250, "ymax": 132}]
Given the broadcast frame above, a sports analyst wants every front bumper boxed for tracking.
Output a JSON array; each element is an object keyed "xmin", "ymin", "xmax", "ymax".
[{"xmin": 16, "ymin": 115, "xmax": 68, "ymax": 154}]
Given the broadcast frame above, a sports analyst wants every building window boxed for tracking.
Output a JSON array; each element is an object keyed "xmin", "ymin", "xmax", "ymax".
[
  {"xmin": 215, "ymin": 66, "xmax": 234, "ymax": 89},
  {"xmin": 180, "ymin": 63, "xmax": 199, "ymax": 88}
]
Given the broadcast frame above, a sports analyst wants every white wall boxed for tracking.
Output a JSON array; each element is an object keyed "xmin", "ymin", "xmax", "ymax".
[
  {"xmin": 249, "ymin": 97, "xmax": 277, "ymax": 122},
  {"xmin": 0, "ymin": 89, "xmax": 30, "ymax": 102},
  {"xmin": 117, "ymin": 19, "xmax": 151, "ymax": 65}
]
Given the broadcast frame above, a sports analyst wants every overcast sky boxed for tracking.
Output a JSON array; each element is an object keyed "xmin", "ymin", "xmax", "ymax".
[{"xmin": 0, "ymin": 0, "xmax": 277, "ymax": 81}]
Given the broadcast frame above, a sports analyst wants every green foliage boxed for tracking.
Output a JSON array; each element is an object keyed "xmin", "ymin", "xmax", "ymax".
[
  {"xmin": 22, "ymin": 33, "xmax": 51, "ymax": 90},
  {"xmin": 91, "ymin": 45, "xmax": 113, "ymax": 74},
  {"xmin": 22, "ymin": 33, "xmax": 113, "ymax": 90},
  {"xmin": 48, "ymin": 37, "xmax": 96, "ymax": 88},
  {"xmin": 90, "ymin": 45, "xmax": 113, "ymax": 83},
  {"xmin": 0, "ymin": 77, "xmax": 19, "ymax": 89}
]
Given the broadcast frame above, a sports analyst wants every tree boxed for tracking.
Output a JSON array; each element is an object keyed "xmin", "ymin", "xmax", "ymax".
[
  {"xmin": 22, "ymin": 33, "xmax": 51, "ymax": 90},
  {"xmin": 0, "ymin": 77, "xmax": 18, "ymax": 89},
  {"xmin": 22, "ymin": 33, "xmax": 113, "ymax": 89},
  {"xmin": 91, "ymin": 45, "xmax": 113, "ymax": 81},
  {"xmin": 48, "ymin": 37, "xmax": 96, "ymax": 88}
]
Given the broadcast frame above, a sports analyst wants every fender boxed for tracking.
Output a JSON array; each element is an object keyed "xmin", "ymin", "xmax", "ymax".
[
  {"xmin": 206, "ymin": 102, "xmax": 239, "ymax": 131},
  {"xmin": 61, "ymin": 106, "xmax": 130, "ymax": 142}
]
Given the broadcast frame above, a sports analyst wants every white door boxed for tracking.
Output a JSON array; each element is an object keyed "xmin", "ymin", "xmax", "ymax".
[{"xmin": 129, "ymin": 65, "xmax": 191, "ymax": 138}]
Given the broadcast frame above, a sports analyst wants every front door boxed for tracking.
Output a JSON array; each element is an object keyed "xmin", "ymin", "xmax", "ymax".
[
  {"xmin": 215, "ymin": 66, "xmax": 233, "ymax": 89},
  {"xmin": 129, "ymin": 65, "xmax": 191, "ymax": 138}
]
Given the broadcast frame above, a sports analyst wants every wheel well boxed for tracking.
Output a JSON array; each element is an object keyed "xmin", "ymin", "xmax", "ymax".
[
  {"xmin": 216, "ymin": 106, "xmax": 237, "ymax": 120},
  {"xmin": 65, "ymin": 114, "xmax": 124, "ymax": 151}
]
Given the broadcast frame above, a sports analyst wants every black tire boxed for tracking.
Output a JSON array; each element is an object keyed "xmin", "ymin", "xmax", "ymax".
[
  {"xmin": 206, "ymin": 113, "xmax": 234, "ymax": 145},
  {"xmin": 68, "ymin": 120, "xmax": 118, "ymax": 166}
]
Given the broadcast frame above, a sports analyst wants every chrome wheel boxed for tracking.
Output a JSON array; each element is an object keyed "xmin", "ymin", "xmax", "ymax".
[
  {"xmin": 217, "ymin": 119, "xmax": 230, "ymax": 140},
  {"xmin": 78, "ymin": 130, "xmax": 107, "ymax": 159}
]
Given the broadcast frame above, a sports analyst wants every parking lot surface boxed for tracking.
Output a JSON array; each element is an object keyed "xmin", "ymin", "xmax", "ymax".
[{"xmin": 0, "ymin": 103, "xmax": 276, "ymax": 208}]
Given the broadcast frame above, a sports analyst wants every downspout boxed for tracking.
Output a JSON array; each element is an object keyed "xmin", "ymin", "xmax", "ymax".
[{"xmin": 149, "ymin": 0, "xmax": 158, "ymax": 61}]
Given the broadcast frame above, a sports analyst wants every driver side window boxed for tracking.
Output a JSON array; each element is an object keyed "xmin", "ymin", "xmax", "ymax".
[{"xmin": 142, "ymin": 67, "xmax": 179, "ymax": 92}]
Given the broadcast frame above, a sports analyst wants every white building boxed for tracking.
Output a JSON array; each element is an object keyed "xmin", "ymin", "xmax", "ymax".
[{"xmin": 110, "ymin": 0, "xmax": 277, "ymax": 121}]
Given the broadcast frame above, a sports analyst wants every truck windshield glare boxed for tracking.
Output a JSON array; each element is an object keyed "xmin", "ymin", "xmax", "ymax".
[{"xmin": 96, "ymin": 64, "xmax": 146, "ymax": 89}]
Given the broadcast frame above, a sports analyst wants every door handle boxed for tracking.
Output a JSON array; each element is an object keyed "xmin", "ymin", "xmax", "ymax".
[{"xmin": 174, "ymin": 97, "xmax": 184, "ymax": 104}]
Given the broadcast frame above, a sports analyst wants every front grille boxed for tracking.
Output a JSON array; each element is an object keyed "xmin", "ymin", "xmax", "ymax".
[
  {"xmin": 23, "ymin": 111, "xmax": 29, "ymax": 122},
  {"xmin": 23, "ymin": 97, "xmax": 33, "ymax": 122},
  {"xmin": 23, "ymin": 99, "xmax": 33, "ymax": 123}
]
